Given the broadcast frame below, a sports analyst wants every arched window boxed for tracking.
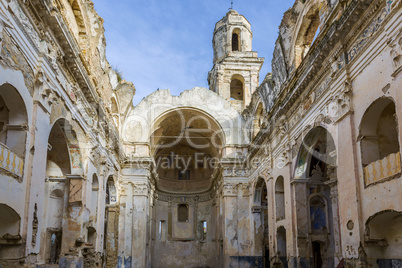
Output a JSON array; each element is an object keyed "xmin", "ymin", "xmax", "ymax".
[
  {"xmin": 0, "ymin": 203, "xmax": 21, "ymax": 238},
  {"xmin": 0, "ymin": 95, "xmax": 9, "ymax": 144},
  {"xmin": 46, "ymin": 122, "xmax": 71, "ymax": 178},
  {"xmin": 276, "ymin": 226, "xmax": 287, "ymax": 257},
  {"xmin": 47, "ymin": 189, "xmax": 64, "ymax": 229},
  {"xmin": 232, "ymin": 33, "xmax": 239, "ymax": 51},
  {"xmin": 359, "ymin": 98, "xmax": 400, "ymax": 185},
  {"xmin": 275, "ymin": 176, "xmax": 285, "ymax": 221},
  {"xmin": 232, "ymin": 28, "xmax": 241, "ymax": 51},
  {"xmin": 294, "ymin": 3, "xmax": 325, "ymax": 68},
  {"xmin": 91, "ymin": 174, "xmax": 99, "ymax": 217},
  {"xmin": 253, "ymin": 103, "xmax": 264, "ymax": 138},
  {"xmin": 106, "ymin": 178, "xmax": 117, "ymax": 205},
  {"xmin": 230, "ymin": 76, "xmax": 244, "ymax": 101},
  {"xmin": 178, "ymin": 204, "xmax": 188, "ymax": 222},
  {"xmin": 111, "ymin": 97, "xmax": 119, "ymax": 128},
  {"xmin": 0, "ymin": 84, "xmax": 28, "ymax": 157}
]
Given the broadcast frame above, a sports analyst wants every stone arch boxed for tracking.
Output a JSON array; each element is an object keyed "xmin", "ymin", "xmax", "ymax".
[
  {"xmin": 253, "ymin": 177, "xmax": 267, "ymax": 206},
  {"xmin": 294, "ymin": 126, "xmax": 339, "ymax": 267},
  {"xmin": 150, "ymin": 107, "xmax": 225, "ymax": 193},
  {"xmin": 105, "ymin": 176, "xmax": 117, "ymax": 206},
  {"xmin": 104, "ymin": 175, "xmax": 118, "ymax": 267},
  {"xmin": 292, "ymin": 0, "xmax": 328, "ymax": 68},
  {"xmin": 359, "ymin": 97, "xmax": 400, "ymax": 186},
  {"xmin": 253, "ymin": 177, "xmax": 269, "ymax": 266},
  {"xmin": 364, "ymin": 210, "xmax": 402, "ymax": 260},
  {"xmin": 252, "ymin": 102, "xmax": 264, "ymax": 139},
  {"xmin": 0, "ymin": 203, "xmax": 21, "ymax": 238},
  {"xmin": 91, "ymin": 174, "xmax": 99, "ymax": 219},
  {"xmin": 47, "ymin": 188, "xmax": 65, "ymax": 229},
  {"xmin": 232, "ymin": 28, "xmax": 241, "ymax": 51},
  {"xmin": 0, "ymin": 83, "xmax": 28, "ymax": 158},
  {"xmin": 294, "ymin": 126, "xmax": 336, "ymax": 179},
  {"xmin": 110, "ymin": 95, "xmax": 120, "ymax": 129},
  {"xmin": 68, "ymin": 0, "xmax": 89, "ymax": 56},
  {"xmin": 275, "ymin": 176, "xmax": 285, "ymax": 221},
  {"xmin": 276, "ymin": 226, "xmax": 287, "ymax": 259},
  {"xmin": 178, "ymin": 204, "xmax": 189, "ymax": 222},
  {"xmin": 122, "ymin": 87, "xmax": 247, "ymax": 147},
  {"xmin": 47, "ymin": 118, "xmax": 83, "ymax": 175},
  {"xmin": 230, "ymin": 74, "xmax": 244, "ymax": 101},
  {"xmin": 0, "ymin": 203, "xmax": 21, "ymax": 258}
]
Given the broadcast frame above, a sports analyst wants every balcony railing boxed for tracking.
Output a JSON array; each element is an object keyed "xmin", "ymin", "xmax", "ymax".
[
  {"xmin": 0, "ymin": 143, "xmax": 24, "ymax": 179},
  {"xmin": 364, "ymin": 152, "xmax": 401, "ymax": 186}
]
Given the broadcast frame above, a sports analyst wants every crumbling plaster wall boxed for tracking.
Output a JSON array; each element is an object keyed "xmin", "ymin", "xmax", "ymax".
[{"xmin": 242, "ymin": 0, "xmax": 402, "ymax": 266}]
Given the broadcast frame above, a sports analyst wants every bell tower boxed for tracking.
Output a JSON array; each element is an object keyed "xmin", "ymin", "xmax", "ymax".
[{"xmin": 208, "ymin": 9, "xmax": 264, "ymax": 110}]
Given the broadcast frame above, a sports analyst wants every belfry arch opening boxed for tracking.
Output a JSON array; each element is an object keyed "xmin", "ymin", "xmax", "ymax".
[
  {"xmin": 232, "ymin": 28, "xmax": 241, "ymax": 51},
  {"xmin": 230, "ymin": 75, "xmax": 244, "ymax": 101}
]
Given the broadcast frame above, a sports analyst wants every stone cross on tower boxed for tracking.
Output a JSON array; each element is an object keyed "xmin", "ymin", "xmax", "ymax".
[{"xmin": 230, "ymin": 1, "xmax": 233, "ymax": 10}]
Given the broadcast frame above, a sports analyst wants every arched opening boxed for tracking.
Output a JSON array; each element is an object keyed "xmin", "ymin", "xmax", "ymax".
[
  {"xmin": 178, "ymin": 204, "xmax": 189, "ymax": 222},
  {"xmin": 295, "ymin": 126, "xmax": 339, "ymax": 267},
  {"xmin": 232, "ymin": 28, "xmax": 241, "ymax": 51},
  {"xmin": 111, "ymin": 97, "xmax": 119, "ymax": 129},
  {"xmin": 87, "ymin": 227, "xmax": 96, "ymax": 246},
  {"xmin": 91, "ymin": 174, "xmax": 99, "ymax": 220},
  {"xmin": 0, "ymin": 83, "xmax": 28, "ymax": 158},
  {"xmin": 230, "ymin": 75, "xmax": 244, "ymax": 101},
  {"xmin": 359, "ymin": 98, "xmax": 400, "ymax": 186},
  {"xmin": 70, "ymin": 0, "xmax": 88, "ymax": 58},
  {"xmin": 253, "ymin": 178, "xmax": 269, "ymax": 266},
  {"xmin": 149, "ymin": 108, "xmax": 224, "ymax": 266},
  {"xmin": 364, "ymin": 210, "xmax": 402, "ymax": 261},
  {"xmin": 104, "ymin": 176, "xmax": 118, "ymax": 267},
  {"xmin": 0, "ymin": 204, "xmax": 22, "ymax": 259},
  {"xmin": 294, "ymin": 2, "xmax": 327, "ymax": 68},
  {"xmin": 46, "ymin": 122, "xmax": 71, "ymax": 177},
  {"xmin": 253, "ymin": 103, "xmax": 264, "ymax": 139},
  {"xmin": 275, "ymin": 176, "xmax": 285, "ymax": 221},
  {"xmin": 44, "ymin": 120, "xmax": 72, "ymax": 264},
  {"xmin": 0, "ymin": 203, "xmax": 21, "ymax": 238},
  {"xmin": 47, "ymin": 189, "xmax": 64, "ymax": 229},
  {"xmin": 276, "ymin": 226, "xmax": 287, "ymax": 262},
  {"xmin": 151, "ymin": 108, "xmax": 223, "ymax": 194},
  {"xmin": 106, "ymin": 177, "xmax": 117, "ymax": 206}
]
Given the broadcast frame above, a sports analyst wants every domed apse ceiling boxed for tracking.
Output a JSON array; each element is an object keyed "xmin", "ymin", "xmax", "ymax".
[{"xmin": 151, "ymin": 108, "xmax": 224, "ymax": 194}]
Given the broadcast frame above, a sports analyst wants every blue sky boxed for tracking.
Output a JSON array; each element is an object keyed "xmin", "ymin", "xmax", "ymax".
[{"xmin": 92, "ymin": 0, "xmax": 293, "ymax": 105}]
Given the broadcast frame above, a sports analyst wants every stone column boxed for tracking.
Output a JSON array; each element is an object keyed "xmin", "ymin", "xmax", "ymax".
[
  {"xmin": 221, "ymin": 182, "xmax": 239, "ymax": 267},
  {"xmin": 120, "ymin": 157, "xmax": 154, "ymax": 268},
  {"xmin": 335, "ymin": 114, "xmax": 363, "ymax": 262},
  {"xmin": 290, "ymin": 179, "xmax": 310, "ymax": 265},
  {"xmin": 324, "ymin": 173, "xmax": 342, "ymax": 264},
  {"xmin": 132, "ymin": 182, "xmax": 150, "ymax": 268},
  {"xmin": 118, "ymin": 182, "xmax": 133, "ymax": 268}
]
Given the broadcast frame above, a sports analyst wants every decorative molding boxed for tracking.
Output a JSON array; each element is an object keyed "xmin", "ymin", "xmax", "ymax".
[
  {"xmin": 222, "ymin": 183, "xmax": 238, "ymax": 196},
  {"xmin": 133, "ymin": 182, "xmax": 149, "ymax": 196}
]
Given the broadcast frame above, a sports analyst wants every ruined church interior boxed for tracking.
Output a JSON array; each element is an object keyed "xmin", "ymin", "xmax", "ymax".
[{"xmin": 1, "ymin": 0, "xmax": 402, "ymax": 267}]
